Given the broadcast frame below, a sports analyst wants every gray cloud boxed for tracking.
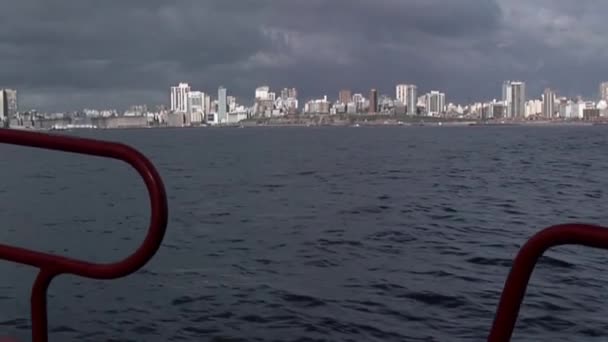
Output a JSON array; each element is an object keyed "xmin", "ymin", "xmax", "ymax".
[{"xmin": 0, "ymin": 0, "xmax": 606, "ymax": 111}]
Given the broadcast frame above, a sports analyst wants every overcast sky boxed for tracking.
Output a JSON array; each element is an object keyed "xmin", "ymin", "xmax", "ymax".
[{"xmin": 0, "ymin": 0, "xmax": 607, "ymax": 111}]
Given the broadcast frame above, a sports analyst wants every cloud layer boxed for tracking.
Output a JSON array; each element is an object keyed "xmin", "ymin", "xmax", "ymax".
[{"xmin": 0, "ymin": 0, "xmax": 606, "ymax": 111}]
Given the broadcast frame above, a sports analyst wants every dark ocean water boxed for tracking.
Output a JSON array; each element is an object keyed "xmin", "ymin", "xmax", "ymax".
[{"xmin": 1, "ymin": 126, "xmax": 608, "ymax": 341}]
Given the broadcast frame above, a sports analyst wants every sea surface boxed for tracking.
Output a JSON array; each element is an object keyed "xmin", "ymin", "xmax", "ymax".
[{"xmin": 1, "ymin": 126, "xmax": 608, "ymax": 341}]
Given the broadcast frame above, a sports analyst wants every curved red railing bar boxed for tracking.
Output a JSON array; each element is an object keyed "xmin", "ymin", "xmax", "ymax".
[
  {"xmin": 0, "ymin": 128, "xmax": 168, "ymax": 342},
  {"xmin": 487, "ymin": 223, "xmax": 608, "ymax": 342}
]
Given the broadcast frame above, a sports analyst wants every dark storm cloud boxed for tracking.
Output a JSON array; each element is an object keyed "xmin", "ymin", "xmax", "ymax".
[{"xmin": 0, "ymin": 0, "xmax": 605, "ymax": 111}]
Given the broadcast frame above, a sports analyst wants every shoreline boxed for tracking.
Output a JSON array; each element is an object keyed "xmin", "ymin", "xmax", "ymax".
[{"xmin": 5, "ymin": 119, "xmax": 604, "ymax": 132}]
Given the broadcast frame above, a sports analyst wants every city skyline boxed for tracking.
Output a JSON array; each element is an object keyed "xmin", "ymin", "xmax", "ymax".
[
  {"xmin": 0, "ymin": 1, "xmax": 607, "ymax": 111},
  {"xmin": 6, "ymin": 78, "xmax": 608, "ymax": 114},
  {"xmin": 3, "ymin": 77, "xmax": 608, "ymax": 129},
  {"xmin": 7, "ymin": 79, "xmax": 608, "ymax": 113}
]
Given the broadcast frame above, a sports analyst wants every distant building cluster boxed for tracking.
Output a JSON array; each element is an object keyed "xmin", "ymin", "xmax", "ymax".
[
  {"xmin": 169, "ymin": 83, "xmax": 248, "ymax": 125},
  {"xmin": 4, "ymin": 79, "xmax": 608, "ymax": 130},
  {"xmin": 162, "ymin": 80, "xmax": 608, "ymax": 122},
  {"xmin": 253, "ymin": 86, "xmax": 298, "ymax": 117}
]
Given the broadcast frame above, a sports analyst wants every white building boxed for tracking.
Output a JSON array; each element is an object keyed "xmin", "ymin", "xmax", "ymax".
[
  {"xmin": 599, "ymin": 82, "xmax": 608, "ymax": 101},
  {"xmin": 542, "ymin": 88, "xmax": 556, "ymax": 118},
  {"xmin": 396, "ymin": 84, "xmax": 408, "ymax": 105},
  {"xmin": 255, "ymin": 86, "xmax": 270, "ymax": 100},
  {"xmin": 0, "ymin": 89, "xmax": 18, "ymax": 123},
  {"xmin": 396, "ymin": 84, "xmax": 418, "ymax": 116},
  {"xmin": 187, "ymin": 91, "xmax": 206, "ymax": 124},
  {"xmin": 406, "ymin": 85, "xmax": 418, "ymax": 116},
  {"xmin": 503, "ymin": 81, "xmax": 526, "ymax": 118},
  {"xmin": 170, "ymin": 83, "xmax": 190, "ymax": 113},
  {"xmin": 218, "ymin": 87, "xmax": 227, "ymax": 123},
  {"xmin": 425, "ymin": 90, "xmax": 445, "ymax": 116},
  {"xmin": 525, "ymin": 99, "xmax": 542, "ymax": 117},
  {"xmin": 502, "ymin": 81, "xmax": 512, "ymax": 116}
]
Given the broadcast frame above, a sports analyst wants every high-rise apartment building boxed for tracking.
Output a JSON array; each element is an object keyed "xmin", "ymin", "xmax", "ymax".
[
  {"xmin": 503, "ymin": 81, "xmax": 526, "ymax": 118},
  {"xmin": 510, "ymin": 81, "xmax": 526, "ymax": 118},
  {"xmin": 0, "ymin": 89, "xmax": 17, "ymax": 119},
  {"xmin": 599, "ymin": 82, "xmax": 608, "ymax": 101},
  {"xmin": 406, "ymin": 85, "xmax": 417, "ymax": 116},
  {"xmin": 170, "ymin": 83, "xmax": 190, "ymax": 113},
  {"xmin": 425, "ymin": 90, "xmax": 445, "ymax": 116},
  {"xmin": 396, "ymin": 84, "xmax": 418, "ymax": 115},
  {"xmin": 396, "ymin": 84, "xmax": 407, "ymax": 105},
  {"xmin": 187, "ymin": 91, "xmax": 206, "ymax": 114},
  {"xmin": 369, "ymin": 89, "xmax": 378, "ymax": 113},
  {"xmin": 502, "ymin": 80, "xmax": 512, "ymax": 116},
  {"xmin": 542, "ymin": 88, "xmax": 556, "ymax": 119},
  {"xmin": 218, "ymin": 86, "xmax": 227, "ymax": 123}
]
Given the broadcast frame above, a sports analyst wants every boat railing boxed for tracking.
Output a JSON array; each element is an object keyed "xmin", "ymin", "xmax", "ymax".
[
  {"xmin": 0, "ymin": 128, "xmax": 168, "ymax": 342},
  {"xmin": 487, "ymin": 223, "xmax": 608, "ymax": 341}
]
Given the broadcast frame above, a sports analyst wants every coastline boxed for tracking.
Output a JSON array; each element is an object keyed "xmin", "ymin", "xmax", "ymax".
[{"xmin": 4, "ymin": 118, "xmax": 602, "ymax": 132}]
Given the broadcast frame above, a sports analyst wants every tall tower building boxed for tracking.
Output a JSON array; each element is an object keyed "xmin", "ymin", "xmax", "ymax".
[
  {"xmin": 425, "ymin": 90, "xmax": 445, "ymax": 116},
  {"xmin": 502, "ymin": 80, "xmax": 512, "ymax": 117},
  {"xmin": 510, "ymin": 81, "xmax": 526, "ymax": 119},
  {"xmin": 542, "ymin": 88, "xmax": 556, "ymax": 119},
  {"xmin": 406, "ymin": 84, "xmax": 418, "ymax": 116},
  {"xmin": 503, "ymin": 81, "xmax": 526, "ymax": 118},
  {"xmin": 0, "ymin": 91, "xmax": 5, "ymax": 126},
  {"xmin": 218, "ymin": 86, "xmax": 227, "ymax": 123},
  {"xmin": 600, "ymin": 82, "xmax": 608, "ymax": 101},
  {"xmin": 396, "ymin": 84, "xmax": 408, "ymax": 105},
  {"xmin": 170, "ymin": 83, "xmax": 190, "ymax": 113},
  {"xmin": 0, "ymin": 89, "xmax": 17, "ymax": 127},
  {"xmin": 369, "ymin": 89, "xmax": 378, "ymax": 113},
  {"xmin": 396, "ymin": 84, "xmax": 418, "ymax": 115}
]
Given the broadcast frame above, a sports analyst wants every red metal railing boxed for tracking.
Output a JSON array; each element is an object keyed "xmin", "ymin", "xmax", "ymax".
[
  {"xmin": 487, "ymin": 223, "xmax": 608, "ymax": 341},
  {"xmin": 0, "ymin": 128, "xmax": 168, "ymax": 342}
]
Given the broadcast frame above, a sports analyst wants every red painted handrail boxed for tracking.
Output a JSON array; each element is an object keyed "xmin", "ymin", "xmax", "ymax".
[
  {"xmin": 0, "ymin": 128, "xmax": 168, "ymax": 342},
  {"xmin": 487, "ymin": 223, "xmax": 608, "ymax": 341}
]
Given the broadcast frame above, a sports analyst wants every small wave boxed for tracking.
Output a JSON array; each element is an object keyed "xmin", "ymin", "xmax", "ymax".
[
  {"xmin": 538, "ymin": 255, "xmax": 576, "ymax": 269},
  {"xmin": 279, "ymin": 292, "xmax": 326, "ymax": 308},
  {"xmin": 171, "ymin": 295, "xmax": 214, "ymax": 306},
  {"xmin": 25, "ymin": 173, "xmax": 56, "ymax": 180},
  {"xmin": 366, "ymin": 230, "xmax": 416, "ymax": 243},
  {"xmin": 208, "ymin": 212, "xmax": 231, "ymax": 217},
  {"xmin": 131, "ymin": 325, "xmax": 158, "ymax": 335},
  {"xmin": 466, "ymin": 257, "xmax": 512, "ymax": 267},
  {"xmin": 520, "ymin": 315, "xmax": 577, "ymax": 331},
  {"xmin": 303, "ymin": 258, "xmax": 339, "ymax": 268},
  {"xmin": 181, "ymin": 326, "xmax": 221, "ymax": 335},
  {"xmin": 339, "ymin": 205, "xmax": 391, "ymax": 215},
  {"xmin": 402, "ymin": 291, "xmax": 469, "ymax": 309},
  {"xmin": 316, "ymin": 316, "xmax": 406, "ymax": 340},
  {"xmin": 0, "ymin": 319, "xmax": 27, "ymax": 326},
  {"xmin": 50, "ymin": 325, "xmax": 79, "ymax": 333},
  {"xmin": 261, "ymin": 184, "xmax": 286, "ymax": 189},
  {"xmin": 317, "ymin": 239, "xmax": 362, "ymax": 247}
]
